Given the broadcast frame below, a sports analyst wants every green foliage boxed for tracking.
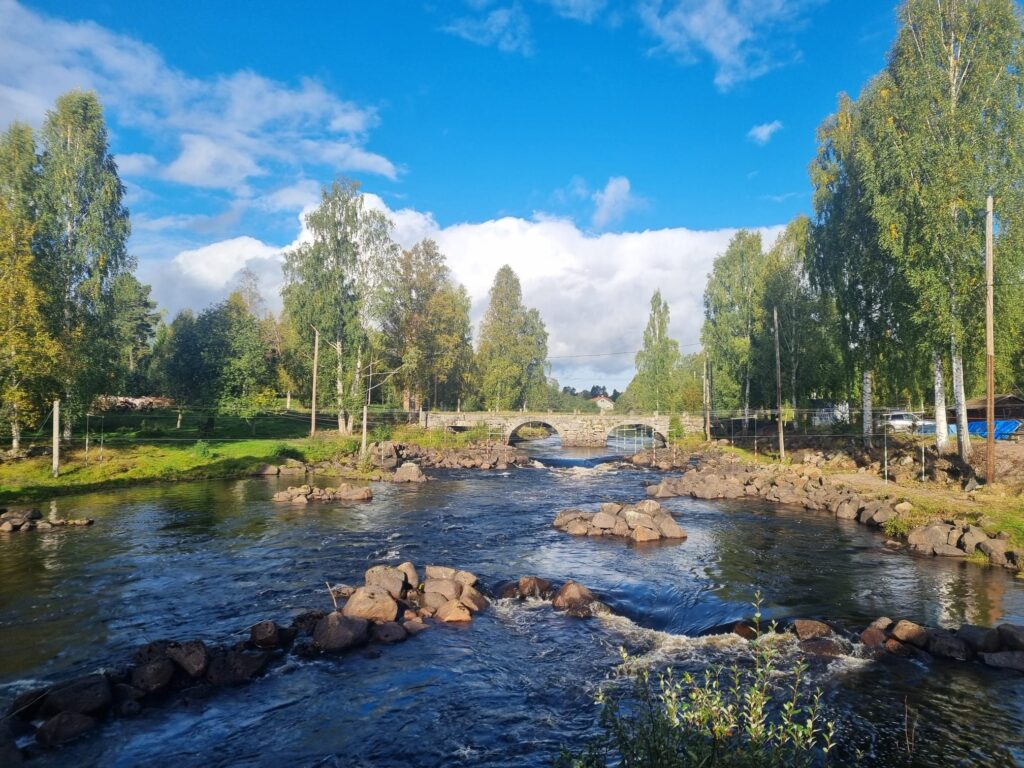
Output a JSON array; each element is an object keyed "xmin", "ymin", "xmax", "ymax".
[
  {"xmin": 882, "ymin": 516, "xmax": 911, "ymax": 539},
  {"xmin": 558, "ymin": 643, "xmax": 834, "ymax": 768},
  {"xmin": 191, "ymin": 440, "xmax": 212, "ymax": 458},
  {"xmin": 702, "ymin": 231, "xmax": 769, "ymax": 414},
  {"xmin": 476, "ymin": 265, "xmax": 549, "ymax": 410},
  {"xmin": 36, "ymin": 91, "xmax": 133, "ymax": 426},
  {"xmin": 629, "ymin": 290, "xmax": 681, "ymax": 412},
  {"xmin": 281, "ymin": 178, "xmax": 388, "ymax": 425},
  {"xmin": 375, "ymin": 239, "xmax": 474, "ymax": 409}
]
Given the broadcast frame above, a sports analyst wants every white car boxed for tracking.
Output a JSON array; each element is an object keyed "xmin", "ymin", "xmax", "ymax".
[{"xmin": 879, "ymin": 411, "xmax": 934, "ymax": 433}]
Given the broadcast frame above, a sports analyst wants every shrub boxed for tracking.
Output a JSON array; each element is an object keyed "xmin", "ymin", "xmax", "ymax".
[
  {"xmin": 882, "ymin": 516, "xmax": 911, "ymax": 539},
  {"xmin": 557, "ymin": 601, "xmax": 835, "ymax": 767},
  {"xmin": 191, "ymin": 440, "xmax": 213, "ymax": 459}
]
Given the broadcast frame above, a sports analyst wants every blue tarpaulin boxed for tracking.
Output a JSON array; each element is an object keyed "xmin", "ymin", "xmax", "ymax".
[{"xmin": 947, "ymin": 419, "xmax": 1022, "ymax": 440}]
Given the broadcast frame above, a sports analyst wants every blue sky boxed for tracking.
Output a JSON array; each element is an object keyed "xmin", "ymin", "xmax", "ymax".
[{"xmin": 0, "ymin": 0, "xmax": 901, "ymax": 389}]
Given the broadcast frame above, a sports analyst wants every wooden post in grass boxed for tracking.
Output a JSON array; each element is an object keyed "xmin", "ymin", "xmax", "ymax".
[
  {"xmin": 361, "ymin": 405, "xmax": 368, "ymax": 458},
  {"xmin": 985, "ymin": 194, "xmax": 996, "ymax": 485},
  {"xmin": 52, "ymin": 400, "xmax": 59, "ymax": 478},
  {"xmin": 310, "ymin": 327, "xmax": 320, "ymax": 438}
]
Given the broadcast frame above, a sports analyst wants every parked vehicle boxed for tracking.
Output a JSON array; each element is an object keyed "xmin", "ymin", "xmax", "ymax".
[{"xmin": 878, "ymin": 411, "xmax": 934, "ymax": 433}]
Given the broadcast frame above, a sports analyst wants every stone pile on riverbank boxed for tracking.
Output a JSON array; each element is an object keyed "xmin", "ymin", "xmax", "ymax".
[
  {"xmin": 1, "ymin": 561, "xmax": 487, "ymax": 760},
  {"xmin": 733, "ymin": 614, "xmax": 1024, "ymax": 674},
  {"xmin": 255, "ymin": 441, "xmax": 531, "ymax": 482},
  {"xmin": 271, "ymin": 483, "xmax": 373, "ymax": 503},
  {"xmin": 0, "ymin": 509, "xmax": 93, "ymax": 532},
  {"xmin": 647, "ymin": 461, "xmax": 1022, "ymax": 571},
  {"xmin": 856, "ymin": 617, "xmax": 1024, "ymax": 671},
  {"xmin": 553, "ymin": 500, "xmax": 687, "ymax": 543}
]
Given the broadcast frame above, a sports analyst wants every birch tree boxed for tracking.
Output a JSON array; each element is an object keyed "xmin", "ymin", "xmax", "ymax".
[
  {"xmin": 36, "ymin": 91, "xmax": 132, "ymax": 435},
  {"xmin": 861, "ymin": 0, "xmax": 1024, "ymax": 459}
]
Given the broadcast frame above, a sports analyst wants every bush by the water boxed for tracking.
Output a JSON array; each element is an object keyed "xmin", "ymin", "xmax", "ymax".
[{"xmin": 557, "ymin": 610, "xmax": 835, "ymax": 767}]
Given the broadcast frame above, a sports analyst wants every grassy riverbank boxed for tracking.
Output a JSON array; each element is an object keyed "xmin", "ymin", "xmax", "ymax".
[
  {"xmin": 0, "ymin": 409, "xmax": 494, "ymax": 504},
  {"xmin": 711, "ymin": 440, "xmax": 1024, "ymax": 550}
]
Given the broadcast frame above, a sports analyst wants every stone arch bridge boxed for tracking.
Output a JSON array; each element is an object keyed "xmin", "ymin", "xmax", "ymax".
[{"xmin": 419, "ymin": 411, "xmax": 699, "ymax": 448}]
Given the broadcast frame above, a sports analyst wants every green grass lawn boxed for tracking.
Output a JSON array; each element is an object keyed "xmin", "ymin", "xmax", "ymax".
[{"xmin": 0, "ymin": 408, "xmax": 368, "ymax": 503}]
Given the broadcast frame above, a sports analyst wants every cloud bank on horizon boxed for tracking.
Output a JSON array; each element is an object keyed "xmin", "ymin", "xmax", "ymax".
[{"xmin": 152, "ymin": 190, "xmax": 784, "ymax": 390}]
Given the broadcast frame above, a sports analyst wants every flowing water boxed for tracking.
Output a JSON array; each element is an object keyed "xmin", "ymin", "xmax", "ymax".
[{"xmin": 1, "ymin": 438, "xmax": 1022, "ymax": 767}]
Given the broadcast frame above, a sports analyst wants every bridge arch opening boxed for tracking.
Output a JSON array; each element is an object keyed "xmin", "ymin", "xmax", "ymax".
[
  {"xmin": 606, "ymin": 424, "xmax": 666, "ymax": 453},
  {"xmin": 507, "ymin": 420, "xmax": 561, "ymax": 446}
]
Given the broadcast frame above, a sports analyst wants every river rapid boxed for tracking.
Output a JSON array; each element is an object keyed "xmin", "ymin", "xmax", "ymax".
[{"xmin": 1, "ymin": 438, "xmax": 1022, "ymax": 767}]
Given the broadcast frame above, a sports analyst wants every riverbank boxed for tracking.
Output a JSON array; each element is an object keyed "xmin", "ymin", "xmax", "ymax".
[
  {"xmin": 643, "ymin": 449, "xmax": 1024, "ymax": 571},
  {"xmin": 0, "ymin": 425, "xmax": 524, "ymax": 504}
]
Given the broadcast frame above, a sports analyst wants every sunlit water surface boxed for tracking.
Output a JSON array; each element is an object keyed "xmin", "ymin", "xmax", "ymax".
[{"xmin": 0, "ymin": 437, "xmax": 1021, "ymax": 767}]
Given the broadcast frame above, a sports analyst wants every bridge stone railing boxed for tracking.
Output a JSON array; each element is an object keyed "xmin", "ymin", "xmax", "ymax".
[{"xmin": 418, "ymin": 410, "xmax": 700, "ymax": 448}]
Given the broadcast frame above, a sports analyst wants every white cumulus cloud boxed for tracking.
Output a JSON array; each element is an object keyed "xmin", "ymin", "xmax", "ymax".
[
  {"xmin": 148, "ymin": 193, "xmax": 784, "ymax": 386},
  {"xmin": 0, "ymin": 0, "xmax": 396, "ymax": 193},
  {"xmin": 591, "ymin": 176, "xmax": 641, "ymax": 229},
  {"xmin": 639, "ymin": 0, "xmax": 813, "ymax": 90},
  {"xmin": 747, "ymin": 120, "xmax": 783, "ymax": 145},
  {"xmin": 444, "ymin": 4, "xmax": 534, "ymax": 55}
]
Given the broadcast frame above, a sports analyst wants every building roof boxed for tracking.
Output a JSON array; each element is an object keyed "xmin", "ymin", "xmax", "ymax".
[{"xmin": 962, "ymin": 393, "xmax": 1024, "ymax": 410}]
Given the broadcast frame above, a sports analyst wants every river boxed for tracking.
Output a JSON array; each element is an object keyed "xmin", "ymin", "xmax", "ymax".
[{"xmin": 1, "ymin": 437, "xmax": 1022, "ymax": 766}]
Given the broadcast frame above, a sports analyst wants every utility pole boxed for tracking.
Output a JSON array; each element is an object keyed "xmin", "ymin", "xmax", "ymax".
[
  {"xmin": 52, "ymin": 399, "xmax": 59, "ymax": 478},
  {"xmin": 310, "ymin": 327, "xmax": 320, "ymax": 438},
  {"xmin": 774, "ymin": 306, "xmax": 785, "ymax": 461},
  {"xmin": 985, "ymin": 194, "xmax": 995, "ymax": 485}
]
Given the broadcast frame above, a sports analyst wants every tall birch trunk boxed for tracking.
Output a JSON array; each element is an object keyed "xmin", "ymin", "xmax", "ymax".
[
  {"xmin": 932, "ymin": 352, "xmax": 949, "ymax": 453},
  {"xmin": 743, "ymin": 369, "xmax": 750, "ymax": 431},
  {"xmin": 11, "ymin": 414, "xmax": 20, "ymax": 452},
  {"xmin": 862, "ymin": 368, "xmax": 873, "ymax": 448},
  {"xmin": 951, "ymin": 338, "xmax": 971, "ymax": 459}
]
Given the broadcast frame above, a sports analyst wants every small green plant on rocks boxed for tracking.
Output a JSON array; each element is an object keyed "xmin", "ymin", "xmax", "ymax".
[{"xmin": 557, "ymin": 596, "xmax": 835, "ymax": 767}]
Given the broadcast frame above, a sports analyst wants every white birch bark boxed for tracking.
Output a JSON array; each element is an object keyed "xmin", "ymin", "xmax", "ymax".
[
  {"xmin": 951, "ymin": 338, "xmax": 971, "ymax": 459},
  {"xmin": 932, "ymin": 352, "xmax": 949, "ymax": 452},
  {"xmin": 862, "ymin": 368, "xmax": 873, "ymax": 447}
]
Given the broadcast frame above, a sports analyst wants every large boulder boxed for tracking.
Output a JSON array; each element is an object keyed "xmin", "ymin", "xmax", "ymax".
[
  {"xmin": 365, "ymin": 565, "xmax": 409, "ymax": 600},
  {"xmin": 791, "ymin": 619, "xmax": 832, "ymax": 641},
  {"xmin": 591, "ymin": 511, "xmax": 617, "ymax": 529},
  {"xmin": 205, "ymin": 649, "xmax": 270, "ymax": 686},
  {"xmin": 554, "ymin": 509, "xmax": 588, "ymax": 528},
  {"xmin": 425, "ymin": 565, "xmax": 457, "ymax": 581},
  {"xmin": 397, "ymin": 561, "xmax": 420, "ymax": 588},
  {"xmin": 630, "ymin": 526, "xmax": 660, "ymax": 543},
  {"xmin": 552, "ymin": 580, "xmax": 597, "ymax": 618},
  {"xmin": 436, "ymin": 599, "xmax": 472, "ymax": 623},
  {"xmin": 907, "ymin": 524, "xmax": 954, "ymax": 554},
  {"xmin": 656, "ymin": 516, "xmax": 687, "ymax": 539},
  {"xmin": 312, "ymin": 612, "xmax": 369, "ymax": 653},
  {"xmin": 166, "ymin": 640, "xmax": 210, "ymax": 677},
  {"xmin": 35, "ymin": 712, "xmax": 98, "ymax": 748},
  {"xmin": 423, "ymin": 579, "xmax": 462, "ymax": 602},
  {"xmin": 956, "ymin": 625, "xmax": 1001, "ymax": 654},
  {"xmin": 981, "ymin": 651, "xmax": 1024, "ymax": 671},
  {"xmin": 459, "ymin": 585, "xmax": 490, "ymax": 612},
  {"xmin": 41, "ymin": 674, "xmax": 111, "ymax": 717},
  {"xmin": 342, "ymin": 586, "xmax": 400, "ymax": 623},
  {"xmin": 890, "ymin": 620, "xmax": 929, "ymax": 648},
  {"xmin": 371, "ymin": 622, "xmax": 408, "ymax": 644},
  {"xmin": 393, "ymin": 463, "xmax": 427, "ymax": 483},
  {"xmin": 517, "ymin": 576, "xmax": 554, "ymax": 599},
  {"xmin": 131, "ymin": 658, "xmax": 176, "ymax": 694},
  {"xmin": 998, "ymin": 623, "xmax": 1024, "ymax": 651},
  {"xmin": 621, "ymin": 509, "xmax": 656, "ymax": 530},
  {"xmin": 925, "ymin": 630, "xmax": 971, "ymax": 661},
  {"xmin": 960, "ymin": 526, "xmax": 990, "ymax": 554}
]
